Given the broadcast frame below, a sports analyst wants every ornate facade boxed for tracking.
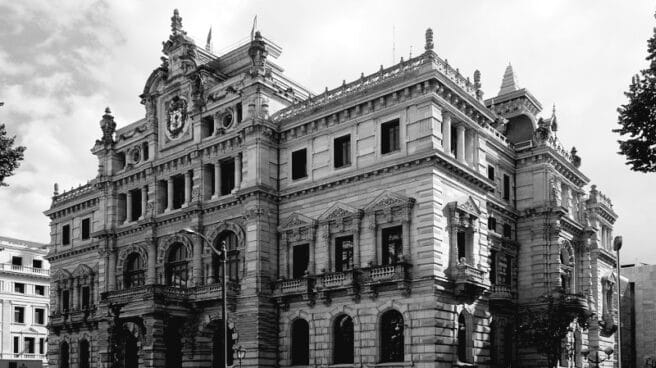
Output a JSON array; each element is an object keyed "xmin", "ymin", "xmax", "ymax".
[{"xmin": 44, "ymin": 10, "xmax": 620, "ymax": 368}]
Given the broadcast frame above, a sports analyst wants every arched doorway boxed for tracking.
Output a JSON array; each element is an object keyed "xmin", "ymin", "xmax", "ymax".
[
  {"xmin": 79, "ymin": 339, "xmax": 90, "ymax": 368},
  {"xmin": 60, "ymin": 341, "xmax": 70, "ymax": 368},
  {"xmin": 124, "ymin": 333, "xmax": 138, "ymax": 368},
  {"xmin": 212, "ymin": 320, "xmax": 235, "ymax": 368}
]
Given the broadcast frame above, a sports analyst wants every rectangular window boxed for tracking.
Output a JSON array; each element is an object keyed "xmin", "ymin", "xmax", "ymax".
[
  {"xmin": 24, "ymin": 337, "xmax": 35, "ymax": 354},
  {"xmin": 35, "ymin": 285, "xmax": 45, "ymax": 296},
  {"xmin": 236, "ymin": 102, "xmax": 243, "ymax": 123},
  {"xmin": 487, "ymin": 165, "xmax": 495, "ymax": 181},
  {"xmin": 381, "ymin": 119, "xmax": 400, "ymax": 154},
  {"xmin": 292, "ymin": 244, "xmax": 309, "ymax": 279},
  {"xmin": 35, "ymin": 308, "xmax": 45, "ymax": 325},
  {"xmin": 490, "ymin": 250, "xmax": 497, "ymax": 284},
  {"xmin": 204, "ymin": 164, "xmax": 216, "ymax": 199},
  {"xmin": 13, "ymin": 336, "xmax": 19, "ymax": 353},
  {"xmin": 201, "ymin": 115, "xmax": 215, "ymax": 138},
  {"xmin": 381, "ymin": 226, "xmax": 403, "ymax": 265},
  {"xmin": 130, "ymin": 188, "xmax": 142, "ymax": 220},
  {"xmin": 457, "ymin": 231, "xmax": 466, "ymax": 260},
  {"xmin": 335, "ymin": 235, "xmax": 354, "ymax": 272},
  {"xmin": 82, "ymin": 286, "xmax": 90, "ymax": 308},
  {"xmin": 291, "ymin": 149, "xmax": 308, "ymax": 180},
  {"xmin": 220, "ymin": 158, "xmax": 236, "ymax": 195},
  {"xmin": 503, "ymin": 174, "xmax": 510, "ymax": 200},
  {"xmin": 81, "ymin": 218, "xmax": 91, "ymax": 240},
  {"xmin": 39, "ymin": 338, "xmax": 45, "ymax": 354},
  {"xmin": 14, "ymin": 283, "xmax": 24, "ymax": 294},
  {"xmin": 62, "ymin": 290, "xmax": 70, "ymax": 311},
  {"xmin": 14, "ymin": 307, "xmax": 24, "ymax": 323},
  {"xmin": 32, "ymin": 259, "xmax": 42, "ymax": 269},
  {"xmin": 172, "ymin": 174, "xmax": 185, "ymax": 209},
  {"xmin": 158, "ymin": 180, "xmax": 167, "ymax": 213},
  {"xmin": 488, "ymin": 217, "xmax": 497, "ymax": 232},
  {"xmin": 11, "ymin": 256, "xmax": 22, "ymax": 266},
  {"xmin": 503, "ymin": 224, "xmax": 512, "ymax": 239},
  {"xmin": 334, "ymin": 134, "xmax": 351, "ymax": 168},
  {"xmin": 62, "ymin": 224, "xmax": 71, "ymax": 245},
  {"xmin": 142, "ymin": 142, "xmax": 149, "ymax": 161},
  {"xmin": 451, "ymin": 126, "xmax": 458, "ymax": 156}
]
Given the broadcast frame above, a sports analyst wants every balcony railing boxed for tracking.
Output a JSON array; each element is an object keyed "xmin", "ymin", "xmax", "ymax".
[
  {"xmin": 0, "ymin": 264, "xmax": 50, "ymax": 276},
  {"xmin": 102, "ymin": 282, "xmax": 241, "ymax": 304},
  {"xmin": 0, "ymin": 353, "xmax": 47, "ymax": 360},
  {"xmin": 274, "ymin": 277, "xmax": 315, "ymax": 297},
  {"xmin": 362, "ymin": 263, "xmax": 410, "ymax": 284},
  {"xmin": 316, "ymin": 270, "xmax": 358, "ymax": 290}
]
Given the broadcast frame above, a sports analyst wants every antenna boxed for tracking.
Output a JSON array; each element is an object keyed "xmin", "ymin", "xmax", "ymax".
[{"xmin": 392, "ymin": 25, "xmax": 396, "ymax": 64}]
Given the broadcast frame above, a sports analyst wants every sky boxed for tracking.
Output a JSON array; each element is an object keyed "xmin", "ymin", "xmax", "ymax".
[{"xmin": 0, "ymin": 0, "xmax": 654, "ymax": 264}]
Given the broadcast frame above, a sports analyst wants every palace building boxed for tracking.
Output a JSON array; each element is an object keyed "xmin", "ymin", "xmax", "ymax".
[{"xmin": 44, "ymin": 10, "xmax": 621, "ymax": 368}]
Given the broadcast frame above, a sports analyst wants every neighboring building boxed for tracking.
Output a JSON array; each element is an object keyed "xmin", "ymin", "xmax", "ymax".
[
  {"xmin": 621, "ymin": 263, "xmax": 656, "ymax": 368},
  {"xmin": 0, "ymin": 236, "xmax": 50, "ymax": 368},
  {"xmin": 44, "ymin": 10, "xmax": 621, "ymax": 368}
]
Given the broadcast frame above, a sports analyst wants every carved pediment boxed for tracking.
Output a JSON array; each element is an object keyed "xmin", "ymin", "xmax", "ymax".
[
  {"xmin": 279, "ymin": 212, "xmax": 316, "ymax": 231},
  {"xmin": 72, "ymin": 264, "xmax": 94, "ymax": 278},
  {"xmin": 364, "ymin": 191, "xmax": 415, "ymax": 213},
  {"xmin": 318, "ymin": 202, "xmax": 361, "ymax": 223},
  {"xmin": 451, "ymin": 196, "xmax": 481, "ymax": 217},
  {"xmin": 53, "ymin": 268, "xmax": 72, "ymax": 282}
]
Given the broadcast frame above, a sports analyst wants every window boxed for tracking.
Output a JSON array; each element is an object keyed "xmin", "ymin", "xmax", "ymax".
[
  {"xmin": 79, "ymin": 339, "xmax": 90, "ymax": 368},
  {"xmin": 503, "ymin": 174, "xmax": 510, "ymax": 200},
  {"xmin": 117, "ymin": 151, "xmax": 126, "ymax": 170},
  {"xmin": 172, "ymin": 175, "xmax": 185, "ymax": 210},
  {"xmin": 201, "ymin": 115, "xmax": 214, "ymax": 138},
  {"xmin": 39, "ymin": 338, "xmax": 45, "ymax": 355},
  {"xmin": 291, "ymin": 319, "xmax": 309, "ymax": 365},
  {"xmin": 487, "ymin": 217, "xmax": 497, "ymax": 232},
  {"xmin": 60, "ymin": 341, "xmax": 70, "ymax": 368},
  {"xmin": 9, "ymin": 362, "xmax": 17, "ymax": 368},
  {"xmin": 504, "ymin": 255, "xmax": 512, "ymax": 285},
  {"xmin": 14, "ymin": 307, "xmax": 24, "ymax": 323},
  {"xmin": 166, "ymin": 243, "xmax": 189, "ymax": 288},
  {"xmin": 130, "ymin": 188, "xmax": 142, "ymax": 221},
  {"xmin": 62, "ymin": 224, "xmax": 71, "ymax": 245},
  {"xmin": 32, "ymin": 259, "xmax": 42, "ymax": 269},
  {"xmin": 24, "ymin": 337, "xmax": 35, "ymax": 354},
  {"xmin": 81, "ymin": 218, "xmax": 91, "ymax": 240},
  {"xmin": 81, "ymin": 286, "xmax": 90, "ymax": 308},
  {"xmin": 213, "ymin": 231, "xmax": 240, "ymax": 282},
  {"xmin": 14, "ymin": 283, "xmax": 24, "ymax": 294},
  {"xmin": 220, "ymin": 158, "xmax": 236, "ymax": 195},
  {"xmin": 35, "ymin": 308, "xmax": 45, "ymax": 324},
  {"xmin": 381, "ymin": 226, "xmax": 402, "ymax": 265},
  {"xmin": 124, "ymin": 253, "xmax": 145, "ymax": 289},
  {"xmin": 380, "ymin": 310, "xmax": 404, "ymax": 363},
  {"xmin": 334, "ymin": 134, "xmax": 351, "ymax": 168},
  {"xmin": 35, "ymin": 285, "xmax": 45, "ymax": 296},
  {"xmin": 203, "ymin": 163, "xmax": 216, "ymax": 199},
  {"xmin": 457, "ymin": 231, "xmax": 466, "ymax": 261},
  {"xmin": 62, "ymin": 290, "xmax": 70, "ymax": 311},
  {"xmin": 490, "ymin": 320, "xmax": 497, "ymax": 365},
  {"xmin": 333, "ymin": 315, "xmax": 354, "ymax": 364},
  {"xmin": 450, "ymin": 126, "xmax": 458, "ymax": 156},
  {"xmin": 291, "ymin": 149, "xmax": 307, "ymax": 180},
  {"xmin": 13, "ymin": 336, "xmax": 19, "ymax": 353},
  {"xmin": 158, "ymin": 179, "xmax": 168, "ymax": 213},
  {"xmin": 490, "ymin": 250, "xmax": 497, "ymax": 284},
  {"xmin": 457, "ymin": 313, "xmax": 470, "ymax": 363},
  {"xmin": 381, "ymin": 119, "xmax": 400, "ymax": 154},
  {"xmin": 12, "ymin": 256, "xmax": 22, "ymax": 266},
  {"xmin": 292, "ymin": 243, "xmax": 309, "ymax": 279},
  {"xmin": 212, "ymin": 320, "xmax": 235, "ymax": 368},
  {"xmin": 487, "ymin": 165, "xmax": 495, "ymax": 181},
  {"xmin": 503, "ymin": 223, "xmax": 512, "ymax": 239},
  {"xmin": 236, "ymin": 102, "xmax": 243, "ymax": 123},
  {"xmin": 335, "ymin": 235, "xmax": 354, "ymax": 272},
  {"xmin": 142, "ymin": 142, "xmax": 149, "ymax": 161}
]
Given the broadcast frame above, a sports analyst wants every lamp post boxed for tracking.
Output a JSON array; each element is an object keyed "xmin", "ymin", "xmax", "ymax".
[
  {"xmin": 179, "ymin": 228, "xmax": 228, "ymax": 368},
  {"xmin": 581, "ymin": 347, "xmax": 614, "ymax": 368},
  {"xmin": 236, "ymin": 345, "xmax": 246, "ymax": 368},
  {"xmin": 613, "ymin": 235, "xmax": 623, "ymax": 368}
]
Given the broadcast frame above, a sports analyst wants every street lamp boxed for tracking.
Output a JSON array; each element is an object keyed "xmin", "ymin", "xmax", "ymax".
[
  {"xmin": 178, "ymin": 228, "xmax": 229, "ymax": 368},
  {"xmin": 613, "ymin": 235, "xmax": 623, "ymax": 368},
  {"xmin": 581, "ymin": 347, "xmax": 614, "ymax": 368},
  {"xmin": 236, "ymin": 345, "xmax": 246, "ymax": 368}
]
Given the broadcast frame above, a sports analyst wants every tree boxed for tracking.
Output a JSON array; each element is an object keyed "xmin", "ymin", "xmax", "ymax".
[
  {"xmin": 615, "ymin": 13, "xmax": 656, "ymax": 172},
  {"xmin": 0, "ymin": 114, "xmax": 26, "ymax": 186}
]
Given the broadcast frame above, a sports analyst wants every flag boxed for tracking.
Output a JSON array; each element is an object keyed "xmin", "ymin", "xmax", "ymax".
[{"xmin": 250, "ymin": 15, "xmax": 258, "ymax": 40}]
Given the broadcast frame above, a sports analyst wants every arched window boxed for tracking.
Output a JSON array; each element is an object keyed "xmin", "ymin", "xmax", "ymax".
[
  {"xmin": 380, "ymin": 310, "xmax": 404, "ymax": 363},
  {"xmin": 79, "ymin": 339, "xmax": 90, "ymax": 368},
  {"xmin": 333, "ymin": 315, "xmax": 354, "ymax": 364},
  {"xmin": 457, "ymin": 312, "xmax": 472, "ymax": 363},
  {"xmin": 60, "ymin": 341, "xmax": 70, "ymax": 368},
  {"xmin": 124, "ymin": 253, "xmax": 145, "ymax": 288},
  {"xmin": 291, "ymin": 319, "xmax": 309, "ymax": 365},
  {"xmin": 166, "ymin": 243, "xmax": 189, "ymax": 288},
  {"xmin": 213, "ymin": 231, "xmax": 240, "ymax": 282}
]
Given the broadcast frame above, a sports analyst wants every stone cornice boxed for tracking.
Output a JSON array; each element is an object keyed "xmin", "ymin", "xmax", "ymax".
[
  {"xmin": 517, "ymin": 146, "xmax": 589, "ymax": 187},
  {"xmin": 46, "ymin": 243, "xmax": 99, "ymax": 262}
]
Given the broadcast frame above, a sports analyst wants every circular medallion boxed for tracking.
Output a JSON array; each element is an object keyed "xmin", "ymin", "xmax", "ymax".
[
  {"xmin": 222, "ymin": 110, "xmax": 234, "ymax": 129},
  {"xmin": 131, "ymin": 147, "xmax": 141, "ymax": 164},
  {"xmin": 166, "ymin": 96, "xmax": 188, "ymax": 140}
]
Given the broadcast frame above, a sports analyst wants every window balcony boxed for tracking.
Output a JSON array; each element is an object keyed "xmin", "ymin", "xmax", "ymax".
[
  {"xmin": 489, "ymin": 284, "xmax": 515, "ymax": 307},
  {"xmin": 315, "ymin": 269, "xmax": 361, "ymax": 304},
  {"xmin": 454, "ymin": 261, "xmax": 487, "ymax": 296},
  {"xmin": 0, "ymin": 263, "xmax": 50, "ymax": 276},
  {"xmin": 361, "ymin": 262, "xmax": 411, "ymax": 298},
  {"xmin": 273, "ymin": 276, "xmax": 316, "ymax": 309}
]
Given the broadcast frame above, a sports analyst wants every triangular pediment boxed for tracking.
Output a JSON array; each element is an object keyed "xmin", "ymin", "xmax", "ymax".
[
  {"xmin": 72, "ymin": 263, "xmax": 94, "ymax": 277},
  {"xmin": 278, "ymin": 212, "xmax": 315, "ymax": 231},
  {"xmin": 52, "ymin": 268, "xmax": 72, "ymax": 281},
  {"xmin": 364, "ymin": 191, "xmax": 414, "ymax": 213},
  {"xmin": 452, "ymin": 196, "xmax": 481, "ymax": 217},
  {"xmin": 318, "ymin": 202, "xmax": 361, "ymax": 222}
]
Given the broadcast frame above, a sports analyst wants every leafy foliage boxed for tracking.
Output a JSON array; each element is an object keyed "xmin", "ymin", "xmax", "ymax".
[
  {"xmin": 0, "ymin": 123, "xmax": 26, "ymax": 186},
  {"xmin": 615, "ymin": 14, "xmax": 656, "ymax": 172}
]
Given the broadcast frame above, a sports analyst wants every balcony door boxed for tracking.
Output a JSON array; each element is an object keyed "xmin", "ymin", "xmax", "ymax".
[{"xmin": 293, "ymin": 244, "xmax": 309, "ymax": 278}]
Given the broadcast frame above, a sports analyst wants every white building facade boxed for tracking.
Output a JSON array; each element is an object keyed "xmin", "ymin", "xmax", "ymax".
[{"xmin": 0, "ymin": 236, "xmax": 50, "ymax": 368}]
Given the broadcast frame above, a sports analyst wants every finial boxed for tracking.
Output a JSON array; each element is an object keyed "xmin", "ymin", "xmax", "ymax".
[
  {"xmin": 171, "ymin": 9, "xmax": 185, "ymax": 36},
  {"xmin": 54, "ymin": 183, "xmax": 59, "ymax": 196},
  {"xmin": 498, "ymin": 63, "xmax": 519, "ymax": 96},
  {"xmin": 474, "ymin": 70, "xmax": 481, "ymax": 88},
  {"xmin": 205, "ymin": 27, "xmax": 213, "ymax": 52},
  {"xmin": 104, "ymin": 107, "xmax": 111, "ymax": 115},
  {"xmin": 551, "ymin": 103, "xmax": 558, "ymax": 132},
  {"xmin": 425, "ymin": 28, "xmax": 434, "ymax": 51},
  {"xmin": 100, "ymin": 106, "xmax": 116, "ymax": 145}
]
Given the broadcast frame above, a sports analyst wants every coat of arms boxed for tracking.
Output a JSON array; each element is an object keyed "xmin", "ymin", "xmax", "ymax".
[{"xmin": 166, "ymin": 97, "xmax": 188, "ymax": 140}]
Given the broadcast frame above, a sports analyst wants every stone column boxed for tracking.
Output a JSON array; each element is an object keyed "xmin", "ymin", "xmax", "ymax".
[
  {"xmin": 69, "ymin": 279, "xmax": 77, "ymax": 310},
  {"xmin": 193, "ymin": 234, "xmax": 203, "ymax": 286},
  {"xmin": 166, "ymin": 177, "xmax": 174, "ymax": 211},
  {"xmin": 353, "ymin": 218, "xmax": 361, "ymax": 268},
  {"xmin": 402, "ymin": 218, "xmax": 411, "ymax": 263},
  {"xmin": 281, "ymin": 234, "xmax": 289, "ymax": 278},
  {"xmin": 456, "ymin": 125, "xmax": 466, "ymax": 163},
  {"xmin": 147, "ymin": 240, "xmax": 157, "ymax": 284},
  {"xmin": 141, "ymin": 185, "xmax": 148, "ymax": 219},
  {"xmin": 126, "ymin": 190, "xmax": 132, "ymax": 223},
  {"xmin": 465, "ymin": 130, "xmax": 475, "ymax": 166},
  {"xmin": 309, "ymin": 232, "xmax": 316, "ymax": 274},
  {"xmin": 442, "ymin": 111, "xmax": 452, "ymax": 155},
  {"xmin": 108, "ymin": 249, "xmax": 117, "ymax": 291},
  {"xmin": 323, "ymin": 224, "xmax": 331, "ymax": 272},
  {"xmin": 213, "ymin": 163, "xmax": 221, "ymax": 198},
  {"xmin": 370, "ymin": 217, "xmax": 378, "ymax": 266},
  {"xmin": 184, "ymin": 171, "xmax": 192, "ymax": 206},
  {"xmin": 234, "ymin": 153, "xmax": 242, "ymax": 191},
  {"xmin": 89, "ymin": 277, "xmax": 94, "ymax": 306}
]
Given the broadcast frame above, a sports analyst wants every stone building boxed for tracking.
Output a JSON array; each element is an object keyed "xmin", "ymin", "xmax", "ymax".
[
  {"xmin": 620, "ymin": 263, "xmax": 656, "ymax": 368},
  {"xmin": 44, "ymin": 10, "xmax": 621, "ymax": 368},
  {"xmin": 0, "ymin": 236, "xmax": 50, "ymax": 368}
]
